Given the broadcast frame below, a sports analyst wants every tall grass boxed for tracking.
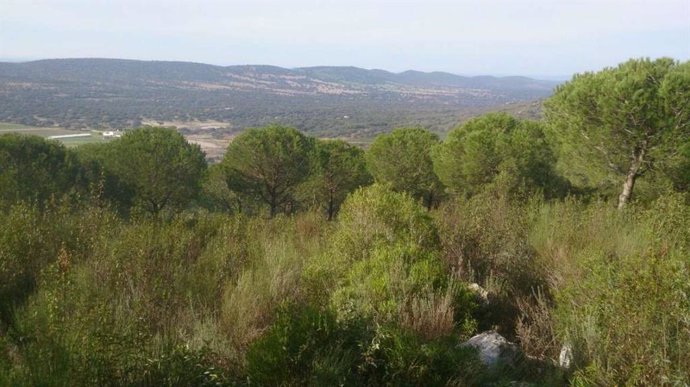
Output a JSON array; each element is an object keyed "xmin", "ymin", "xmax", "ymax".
[
  {"xmin": 2, "ymin": 185, "xmax": 688, "ymax": 385},
  {"xmin": 433, "ymin": 190, "xmax": 690, "ymax": 385},
  {"xmin": 527, "ymin": 194, "xmax": 690, "ymax": 385}
]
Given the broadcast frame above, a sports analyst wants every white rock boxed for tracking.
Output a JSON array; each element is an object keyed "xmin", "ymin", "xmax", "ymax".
[
  {"xmin": 468, "ymin": 283, "xmax": 490, "ymax": 304},
  {"xmin": 462, "ymin": 331, "xmax": 521, "ymax": 367},
  {"xmin": 559, "ymin": 343, "xmax": 573, "ymax": 369}
]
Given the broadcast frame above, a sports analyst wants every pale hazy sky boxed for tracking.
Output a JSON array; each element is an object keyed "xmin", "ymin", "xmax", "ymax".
[{"xmin": 1, "ymin": 0, "xmax": 689, "ymax": 77}]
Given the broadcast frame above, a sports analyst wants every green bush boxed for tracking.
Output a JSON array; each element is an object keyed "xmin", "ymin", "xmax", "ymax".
[
  {"xmin": 247, "ymin": 305, "xmax": 369, "ymax": 386},
  {"xmin": 331, "ymin": 183, "xmax": 440, "ymax": 264},
  {"xmin": 307, "ymin": 185, "xmax": 478, "ymax": 341},
  {"xmin": 434, "ymin": 193, "xmax": 548, "ymax": 337},
  {"xmin": 522, "ymin": 193, "xmax": 690, "ymax": 385},
  {"xmin": 134, "ymin": 344, "xmax": 232, "ymax": 387},
  {"xmin": 247, "ymin": 304, "xmax": 486, "ymax": 387},
  {"xmin": 0, "ymin": 199, "xmax": 118, "ymax": 327},
  {"xmin": 2, "ymin": 212, "xmax": 243, "ymax": 385},
  {"xmin": 360, "ymin": 325, "xmax": 485, "ymax": 386},
  {"xmin": 550, "ymin": 195, "xmax": 690, "ymax": 385}
]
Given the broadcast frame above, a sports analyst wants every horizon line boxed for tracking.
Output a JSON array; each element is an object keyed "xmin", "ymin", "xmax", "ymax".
[{"xmin": 0, "ymin": 56, "xmax": 574, "ymax": 81}]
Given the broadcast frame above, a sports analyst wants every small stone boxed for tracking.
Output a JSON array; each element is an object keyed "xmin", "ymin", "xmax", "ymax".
[
  {"xmin": 559, "ymin": 343, "xmax": 573, "ymax": 369},
  {"xmin": 468, "ymin": 282, "xmax": 490, "ymax": 304}
]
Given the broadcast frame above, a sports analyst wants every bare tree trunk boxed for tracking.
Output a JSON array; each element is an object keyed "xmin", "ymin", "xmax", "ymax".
[
  {"xmin": 618, "ymin": 167, "xmax": 638, "ymax": 209},
  {"xmin": 617, "ymin": 142, "xmax": 647, "ymax": 209}
]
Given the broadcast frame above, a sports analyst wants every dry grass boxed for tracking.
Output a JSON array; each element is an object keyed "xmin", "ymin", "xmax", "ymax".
[
  {"xmin": 515, "ymin": 288, "xmax": 559, "ymax": 359},
  {"xmin": 399, "ymin": 286, "xmax": 457, "ymax": 340}
]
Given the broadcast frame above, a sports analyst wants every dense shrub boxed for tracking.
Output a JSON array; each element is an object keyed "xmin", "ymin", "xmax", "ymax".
[
  {"xmin": 303, "ymin": 185, "xmax": 478, "ymax": 344},
  {"xmin": 247, "ymin": 304, "xmax": 486, "ymax": 386},
  {"xmin": 247, "ymin": 305, "xmax": 369, "ymax": 386},
  {"xmin": 540, "ymin": 194, "xmax": 690, "ymax": 385},
  {"xmin": 331, "ymin": 183, "xmax": 440, "ymax": 262},
  {"xmin": 0, "ymin": 199, "xmax": 117, "ymax": 327},
  {"xmin": 434, "ymin": 192, "xmax": 548, "ymax": 337}
]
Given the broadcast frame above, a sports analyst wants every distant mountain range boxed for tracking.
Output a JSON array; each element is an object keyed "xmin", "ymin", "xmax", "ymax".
[{"xmin": 0, "ymin": 58, "xmax": 558, "ymax": 138}]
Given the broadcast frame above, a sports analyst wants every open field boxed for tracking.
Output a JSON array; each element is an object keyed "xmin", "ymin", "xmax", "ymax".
[
  {"xmin": 0, "ymin": 122, "xmax": 78, "ymax": 137},
  {"xmin": 0, "ymin": 122, "xmax": 110, "ymax": 147},
  {"xmin": 141, "ymin": 119, "xmax": 232, "ymax": 131},
  {"xmin": 0, "ymin": 121, "xmax": 228, "ymax": 157}
]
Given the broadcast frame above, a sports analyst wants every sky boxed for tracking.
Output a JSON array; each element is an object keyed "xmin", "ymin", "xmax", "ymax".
[{"xmin": 1, "ymin": 0, "xmax": 689, "ymax": 78}]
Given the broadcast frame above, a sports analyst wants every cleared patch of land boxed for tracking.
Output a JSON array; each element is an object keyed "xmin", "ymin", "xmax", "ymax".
[
  {"xmin": 140, "ymin": 119, "xmax": 235, "ymax": 162},
  {"xmin": 185, "ymin": 134, "xmax": 232, "ymax": 163},
  {"xmin": 0, "ymin": 122, "xmax": 110, "ymax": 147},
  {"xmin": 140, "ymin": 119, "xmax": 232, "ymax": 131}
]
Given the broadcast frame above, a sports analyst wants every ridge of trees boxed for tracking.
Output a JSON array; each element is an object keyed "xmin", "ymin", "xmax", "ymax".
[{"xmin": 2, "ymin": 58, "xmax": 688, "ymax": 217}]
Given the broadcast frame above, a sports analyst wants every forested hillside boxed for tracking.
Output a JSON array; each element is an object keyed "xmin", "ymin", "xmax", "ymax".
[
  {"xmin": 1, "ymin": 58, "xmax": 689, "ymax": 386},
  {"xmin": 0, "ymin": 58, "xmax": 555, "ymax": 137}
]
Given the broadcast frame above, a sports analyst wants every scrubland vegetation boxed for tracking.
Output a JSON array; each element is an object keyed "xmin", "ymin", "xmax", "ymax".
[{"xmin": 1, "ymin": 58, "xmax": 689, "ymax": 386}]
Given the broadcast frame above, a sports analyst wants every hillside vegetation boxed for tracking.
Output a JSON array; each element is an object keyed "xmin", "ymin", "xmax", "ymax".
[
  {"xmin": 0, "ymin": 57, "xmax": 689, "ymax": 386},
  {"xmin": 0, "ymin": 59, "xmax": 555, "ymax": 138}
]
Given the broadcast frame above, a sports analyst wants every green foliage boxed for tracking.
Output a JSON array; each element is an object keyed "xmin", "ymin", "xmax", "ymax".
[
  {"xmin": 247, "ymin": 304, "xmax": 486, "ymax": 387},
  {"xmin": 222, "ymin": 124, "xmax": 313, "ymax": 217},
  {"xmin": 666, "ymin": 138, "xmax": 690, "ymax": 193},
  {"xmin": 366, "ymin": 127, "xmax": 445, "ymax": 209},
  {"xmin": 1, "ymin": 211, "xmax": 257, "ymax": 385},
  {"xmin": 332, "ymin": 243, "xmax": 445, "ymax": 321},
  {"xmin": 0, "ymin": 204, "xmax": 49, "ymax": 324},
  {"xmin": 107, "ymin": 126, "xmax": 207, "ymax": 214},
  {"xmin": 247, "ymin": 305, "xmax": 368, "ymax": 386},
  {"xmin": 0, "ymin": 134, "xmax": 84, "ymax": 206},
  {"xmin": 219, "ymin": 212, "xmax": 329, "ymax": 356},
  {"xmin": 0, "ymin": 199, "xmax": 117, "ymax": 327},
  {"xmin": 361, "ymin": 325, "xmax": 485, "ymax": 386},
  {"xmin": 528, "ymin": 194, "xmax": 690, "ymax": 385},
  {"xmin": 199, "ymin": 163, "xmax": 244, "ymax": 213},
  {"xmin": 434, "ymin": 193, "xmax": 548, "ymax": 336},
  {"xmin": 135, "ymin": 344, "xmax": 232, "ymax": 387},
  {"xmin": 67, "ymin": 127, "xmax": 207, "ymax": 216},
  {"xmin": 544, "ymin": 58, "xmax": 690, "ymax": 207},
  {"xmin": 433, "ymin": 113, "xmax": 565, "ymax": 199},
  {"xmin": 327, "ymin": 183, "xmax": 439, "ymax": 266},
  {"xmin": 72, "ymin": 142, "xmax": 136, "ymax": 213},
  {"xmin": 311, "ymin": 185, "xmax": 477, "ymax": 342},
  {"xmin": 301, "ymin": 139, "xmax": 372, "ymax": 220}
]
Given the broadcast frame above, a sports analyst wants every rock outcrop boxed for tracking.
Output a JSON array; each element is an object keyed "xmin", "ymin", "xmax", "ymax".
[{"xmin": 462, "ymin": 331, "xmax": 522, "ymax": 368}]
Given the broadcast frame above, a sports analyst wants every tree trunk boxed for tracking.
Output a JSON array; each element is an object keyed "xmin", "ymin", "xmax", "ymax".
[
  {"xmin": 617, "ymin": 142, "xmax": 647, "ymax": 209},
  {"xmin": 425, "ymin": 191, "xmax": 434, "ymax": 211},
  {"xmin": 269, "ymin": 197, "xmax": 277, "ymax": 218},
  {"xmin": 617, "ymin": 168, "xmax": 638, "ymax": 209},
  {"xmin": 327, "ymin": 194, "xmax": 335, "ymax": 221}
]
